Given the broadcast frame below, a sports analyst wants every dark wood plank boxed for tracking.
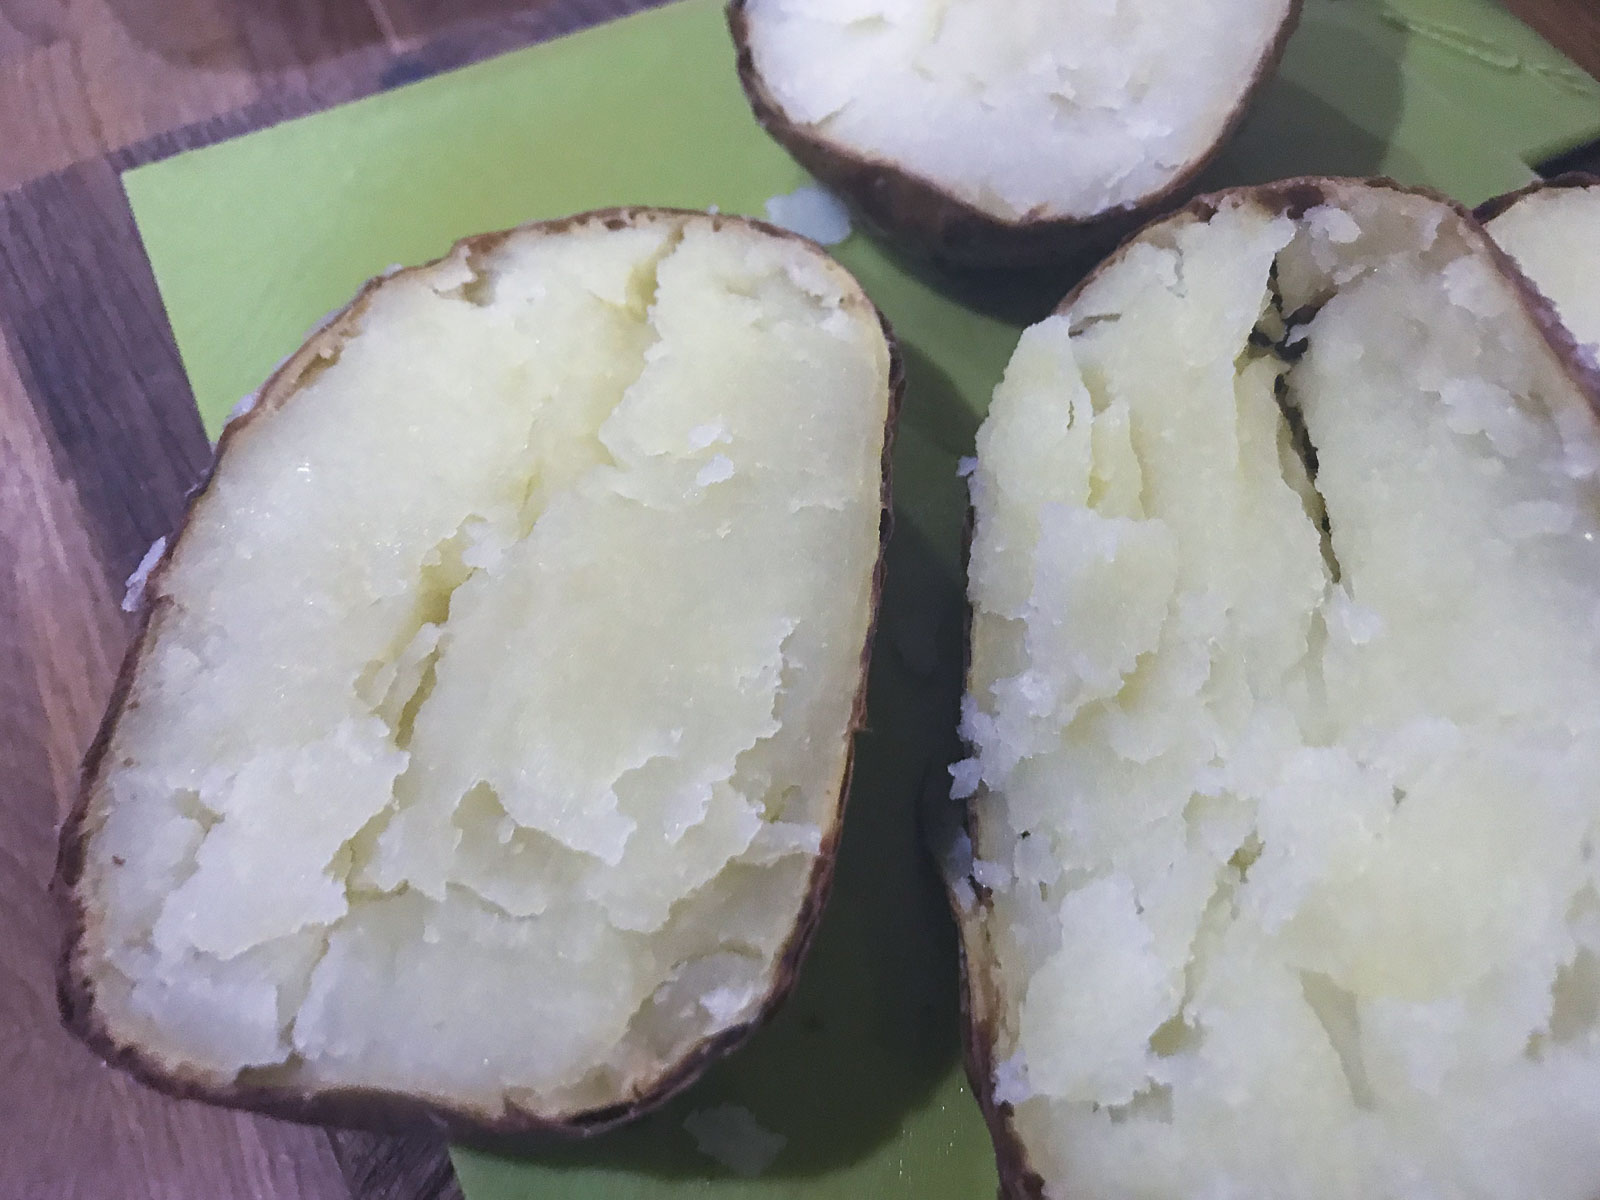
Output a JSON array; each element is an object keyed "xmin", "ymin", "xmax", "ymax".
[
  {"xmin": 0, "ymin": 160, "xmax": 210, "ymax": 578},
  {"xmin": 331, "ymin": 1130, "xmax": 467, "ymax": 1200}
]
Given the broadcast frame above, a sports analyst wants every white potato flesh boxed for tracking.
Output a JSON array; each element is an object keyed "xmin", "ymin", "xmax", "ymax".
[
  {"xmin": 742, "ymin": 0, "xmax": 1294, "ymax": 221},
  {"xmin": 959, "ymin": 186, "xmax": 1600, "ymax": 1199},
  {"xmin": 1488, "ymin": 182, "xmax": 1600, "ymax": 359},
  {"xmin": 75, "ymin": 214, "xmax": 890, "ymax": 1118}
]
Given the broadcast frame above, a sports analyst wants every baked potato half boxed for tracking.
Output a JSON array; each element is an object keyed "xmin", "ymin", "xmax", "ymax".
[
  {"xmin": 729, "ymin": 0, "xmax": 1302, "ymax": 268},
  {"xmin": 951, "ymin": 178, "xmax": 1600, "ymax": 1198},
  {"xmin": 57, "ymin": 207, "xmax": 900, "ymax": 1139}
]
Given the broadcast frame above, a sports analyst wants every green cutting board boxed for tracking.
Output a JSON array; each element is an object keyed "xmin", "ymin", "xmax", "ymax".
[{"xmin": 119, "ymin": 2, "xmax": 1599, "ymax": 1197}]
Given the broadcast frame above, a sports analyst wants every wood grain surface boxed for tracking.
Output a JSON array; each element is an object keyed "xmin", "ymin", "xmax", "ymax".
[{"xmin": 0, "ymin": 1, "xmax": 1594, "ymax": 1199}]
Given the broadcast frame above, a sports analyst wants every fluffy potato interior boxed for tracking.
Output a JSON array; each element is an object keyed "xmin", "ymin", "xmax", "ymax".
[
  {"xmin": 742, "ymin": 0, "xmax": 1293, "ymax": 221},
  {"xmin": 959, "ymin": 188, "xmax": 1600, "ymax": 1198},
  {"xmin": 1488, "ymin": 182, "xmax": 1600, "ymax": 354},
  {"xmin": 75, "ymin": 215, "xmax": 889, "ymax": 1118}
]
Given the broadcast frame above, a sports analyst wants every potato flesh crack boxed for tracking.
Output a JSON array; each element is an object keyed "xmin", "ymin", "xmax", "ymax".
[
  {"xmin": 81, "ymin": 216, "xmax": 889, "ymax": 1113},
  {"xmin": 339, "ymin": 228, "xmax": 687, "ymax": 899},
  {"xmin": 1299, "ymin": 970, "xmax": 1375, "ymax": 1110},
  {"xmin": 964, "ymin": 192, "xmax": 1600, "ymax": 1197}
]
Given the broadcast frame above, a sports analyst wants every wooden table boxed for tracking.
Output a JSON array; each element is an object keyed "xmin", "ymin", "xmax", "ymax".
[{"xmin": 0, "ymin": 2, "xmax": 1595, "ymax": 1198}]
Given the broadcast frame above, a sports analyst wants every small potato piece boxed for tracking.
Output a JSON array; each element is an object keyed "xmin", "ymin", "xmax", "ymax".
[
  {"xmin": 58, "ymin": 208, "xmax": 899, "ymax": 1137},
  {"xmin": 729, "ymin": 0, "xmax": 1301, "ymax": 267},
  {"xmin": 953, "ymin": 179, "xmax": 1600, "ymax": 1199}
]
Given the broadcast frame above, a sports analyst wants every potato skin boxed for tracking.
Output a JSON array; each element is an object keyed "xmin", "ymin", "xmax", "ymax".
[
  {"xmin": 54, "ymin": 207, "xmax": 904, "ymax": 1143},
  {"xmin": 946, "ymin": 177, "xmax": 1600, "ymax": 1198},
  {"xmin": 1473, "ymin": 171, "xmax": 1600, "ymax": 225},
  {"xmin": 727, "ymin": 0, "xmax": 1304, "ymax": 270}
]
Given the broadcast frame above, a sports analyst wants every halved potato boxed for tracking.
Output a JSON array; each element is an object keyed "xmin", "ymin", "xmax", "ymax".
[
  {"xmin": 57, "ymin": 208, "xmax": 899, "ymax": 1137},
  {"xmin": 951, "ymin": 179, "xmax": 1600, "ymax": 1198},
  {"xmin": 1481, "ymin": 173, "xmax": 1600, "ymax": 352},
  {"xmin": 729, "ymin": 0, "xmax": 1301, "ymax": 267}
]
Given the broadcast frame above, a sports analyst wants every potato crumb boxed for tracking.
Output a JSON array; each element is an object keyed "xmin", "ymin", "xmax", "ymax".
[
  {"xmin": 763, "ymin": 184, "xmax": 853, "ymax": 246},
  {"xmin": 121, "ymin": 537, "xmax": 167, "ymax": 613},
  {"xmin": 684, "ymin": 1104, "xmax": 787, "ymax": 1177},
  {"xmin": 696, "ymin": 454, "xmax": 737, "ymax": 487}
]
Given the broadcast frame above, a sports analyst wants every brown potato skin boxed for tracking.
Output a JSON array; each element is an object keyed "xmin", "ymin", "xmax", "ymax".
[
  {"xmin": 1473, "ymin": 171, "xmax": 1600, "ymax": 225},
  {"xmin": 947, "ymin": 177, "xmax": 1600, "ymax": 1198},
  {"xmin": 54, "ymin": 207, "xmax": 904, "ymax": 1143},
  {"xmin": 727, "ymin": 0, "xmax": 1304, "ymax": 270}
]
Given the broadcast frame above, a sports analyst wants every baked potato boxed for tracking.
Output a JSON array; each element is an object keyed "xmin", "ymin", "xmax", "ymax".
[
  {"xmin": 951, "ymin": 177, "xmax": 1600, "ymax": 1198},
  {"xmin": 57, "ymin": 207, "xmax": 900, "ymax": 1139},
  {"xmin": 729, "ymin": 0, "xmax": 1302, "ymax": 268}
]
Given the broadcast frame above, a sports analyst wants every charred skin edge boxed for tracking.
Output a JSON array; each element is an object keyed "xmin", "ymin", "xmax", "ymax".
[
  {"xmin": 55, "ymin": 206, "xmax": 905, "ymax": 1143},
  {"xmin": 944, "ymin": 176, "xmax": 1600, "ymax": 1198},
  {"xmin": 943, "ymin": 504, "xmax": 1046, "ymax": 1200},
  {"xmin": 727, "ymin": 0, "xmax": 1304, "ymax": 270},
  {"xmin": 1472, "ymin": 170, "xmax": 1600, "ymax": 225}
]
